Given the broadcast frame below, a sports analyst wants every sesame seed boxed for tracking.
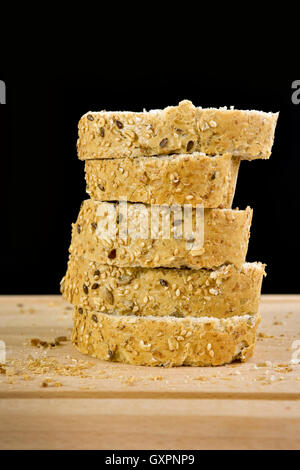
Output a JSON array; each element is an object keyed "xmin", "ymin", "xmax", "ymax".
[
  {"xmin": 176, "ymin": 336, "xmax": 185, "ymax": 342},
  {"xmin": 209, "ymin": 288, "xmax": 219, "ymax": 296}
]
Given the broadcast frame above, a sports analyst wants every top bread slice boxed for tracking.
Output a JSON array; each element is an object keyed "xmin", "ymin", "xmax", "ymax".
[{"xmin": 77, "ymin": 100, "xmax": 279, "ymax": 161}]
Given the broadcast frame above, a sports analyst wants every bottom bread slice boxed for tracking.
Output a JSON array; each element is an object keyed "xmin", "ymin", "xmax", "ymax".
[{"xmin": 72, "ymin": 307, "xmax": 260, "ymax": 367}]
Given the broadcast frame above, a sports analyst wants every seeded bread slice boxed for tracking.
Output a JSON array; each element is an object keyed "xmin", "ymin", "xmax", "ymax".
[
  {"xmin": 62, "ymin": 256, "xmax": 265, "ymax": 319},
  {"xmin": 71, "ymin": 306, "xmax": 260, "ymax": 367},
  {"xmin": 85, "ymin": 153, "xmax": 240, "ymax": 208},
  {"xmin": 69, "ymin": 200, "xmax": 252, "ymax": 270},
  {"xmin": 77, "ymin": 100, "xmax": 278, "ymax": 161}
]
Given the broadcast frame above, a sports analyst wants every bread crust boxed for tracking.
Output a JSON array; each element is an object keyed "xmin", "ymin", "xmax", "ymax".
[
  {"xmin": 62, "ymin": 257, "xmax": 265, "ymax": 319},
  {"xmin": 71, "ymin": 306, "xmax": 260, "ymax": 367},
  {"xmin": 85, "ymin": 153, "xmax": 240, "ymax": 208},
  {"xmin": 77, "ymin": 100, "xmax": 278, "ymax": 161},
  {"xmin": 69, "ymin": 201, "xmax": 252, "ymax": 270}
]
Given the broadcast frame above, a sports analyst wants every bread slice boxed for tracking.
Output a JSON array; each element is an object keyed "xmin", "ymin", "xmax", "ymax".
[
  {"xmin": 77, "ymin": 100, "xmax": 278, "ymax": 161},
  {"xmin": 62, "ymin": 256, "xmax": 265, "ymax": 319},
  {"xmin": 69, "ymin": 200, "xmax": 252, "ymax": 270},
  {"xmin": 85, "ymin": 153, "xmax": 240, "ymax": 208},
  {"xmin": 71, "ymin": 306, "xmax": 260, "ymax": 367}
]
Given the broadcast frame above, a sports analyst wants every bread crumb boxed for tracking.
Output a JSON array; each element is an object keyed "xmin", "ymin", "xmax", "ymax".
[
  {"xmin": 193, "ymin": 376, "xmax": 208, "ymax": 382},
  {"xmin": 30, "ymin": 337, "xmax": 69, "ymax": 348},
  {"xmin": 149, "ymin": 376, "xmax": 163, "ymax": 381},
  {"xmin": 41, "ymin": 378, "xmax": 63, "ymax": 388},
  {"xmin": 258, "ymin": 332, "xmax": 274, "ymax": 339},
  {"xmin": 256, "ymin": 361, "xmax": 273, "ymax": 368}
]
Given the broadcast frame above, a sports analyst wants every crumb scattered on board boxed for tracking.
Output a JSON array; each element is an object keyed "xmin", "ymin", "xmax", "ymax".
[{"xmin": 30, "ymin": 336, "xmax": 68, "ymax": 348}]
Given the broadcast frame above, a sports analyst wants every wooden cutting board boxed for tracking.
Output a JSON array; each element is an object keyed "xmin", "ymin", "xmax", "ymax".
[{"xmin": 0, "ymin": 295, "xmax": 300, "ymax": 450}]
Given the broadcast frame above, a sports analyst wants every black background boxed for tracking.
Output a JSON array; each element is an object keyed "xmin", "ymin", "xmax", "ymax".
[{"xmin": 0, "ymin": 75, "xmax": 299, "ymax": 294}]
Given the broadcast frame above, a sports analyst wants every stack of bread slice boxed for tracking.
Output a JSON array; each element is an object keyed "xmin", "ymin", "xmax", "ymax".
[{"xmin": 61, "ymin": 100, "xmax": 278, "ymax": 367}]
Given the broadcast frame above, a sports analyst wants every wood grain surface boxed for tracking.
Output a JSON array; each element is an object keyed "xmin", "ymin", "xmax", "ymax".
[{"xmin": 0, "ymin": 295, "xmax": 300, "ymax": 450}]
